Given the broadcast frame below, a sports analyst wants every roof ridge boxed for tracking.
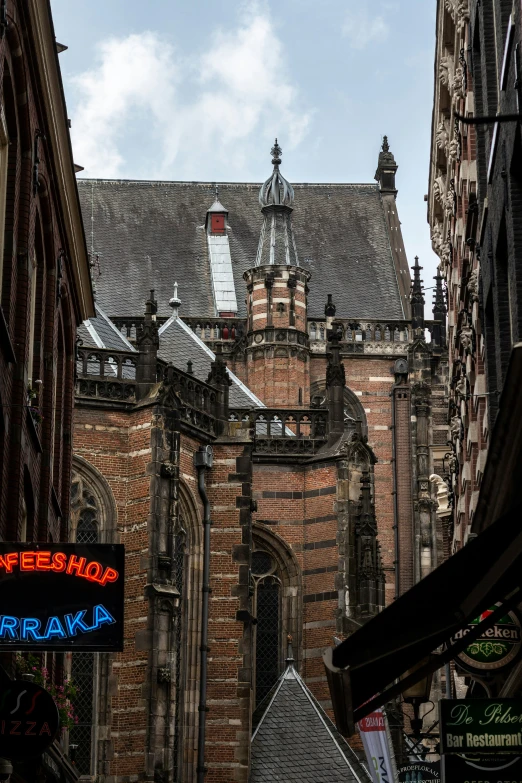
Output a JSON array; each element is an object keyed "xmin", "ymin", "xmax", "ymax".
[
  {"xmin": 291, "ymin": 669, "xmax": 369, "ymax": 782},
  {"xmin": 77, "ymin": 178, "xmax": 379, "ymax": 189},
  {"xmin": 95, "ymin": 303, "xmax": 137, "ymax": 352},
  {"xmin": 251, "ymin": 674, "xmax": 287, "ymax": 741},
  {"xmin": 159, "ymin": 316, "xmax": 265, "ymax": 408}
]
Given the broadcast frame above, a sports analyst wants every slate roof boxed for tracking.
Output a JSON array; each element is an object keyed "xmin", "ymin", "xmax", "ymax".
[
  {"xmin": 250, "ymin": 661, "xmax": 370, "ymax": 783},
  {"xmin": 78, "ymin": 303, "xmax": 136, "ymax": 352},
  {"xmin": 158, "ymin": 316, "xmax": 263, "ymax": 409},
  {"xmin": 78, "ymin": 179, "xmax": 406, "ymax": 321}
]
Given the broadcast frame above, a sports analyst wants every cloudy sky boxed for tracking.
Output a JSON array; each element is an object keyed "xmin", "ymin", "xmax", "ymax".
[{"xmin": 50, "ymin": 0, "xmax": 440, "ymax": 300}]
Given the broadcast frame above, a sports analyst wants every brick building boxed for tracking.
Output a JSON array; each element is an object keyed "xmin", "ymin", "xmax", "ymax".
[
  {"xmin": 70, "ymin": 139, "xmax": 447, "ymax": 781},
  {"xmin": 0, "ymin": 0, "xmax": 94, "ymax": 779},
  {"xmin": 426, "ymin": 0, "xmax": 522, "ymax": 701}
]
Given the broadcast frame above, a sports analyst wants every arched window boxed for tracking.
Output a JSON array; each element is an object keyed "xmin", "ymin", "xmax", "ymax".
[
  {"xmin": 68, "ymin": 461, "xmax": 117, "ymax": 777},
  {"xmin": 173, "ymin": 525, "xmax": 186, "ymax": 778},
  {"xmin": 0, "ymin": 66, "xmax": 17, "ymax": 317},
  {"xmin": 252, "ymin": 549, "xmax": 281, "ymax": 706},
  {"xmin": 251, "ymin": 529, "xmax": 301, "ymax": 709},
  {"xmin": 309, "ymin": 381, "xmax": 368, "ymax": 438}
]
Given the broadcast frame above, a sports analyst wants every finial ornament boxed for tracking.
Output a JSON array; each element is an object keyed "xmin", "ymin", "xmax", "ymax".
[
  {"xmin": 382, "ymin": 135, "xmax": 390, "ymax": 152},
  {"xmin": 285, "ymin": 634, "xmax": 295, "ymax": 666},
  {"xmin": 259, "ymin": 137, "xmax": 295, "ymax": 208},
  {"xmin": 169, "ymin": 281, "xmax": 181, "ymax": 317},
  {"xmin": 271, "ymin": 138, "xmax": 282, "ymax": 165}
]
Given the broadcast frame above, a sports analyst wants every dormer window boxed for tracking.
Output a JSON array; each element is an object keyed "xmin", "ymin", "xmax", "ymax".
[{"xmin": 211, "ymin": 213, "xmax": 226, "ymax": 234}]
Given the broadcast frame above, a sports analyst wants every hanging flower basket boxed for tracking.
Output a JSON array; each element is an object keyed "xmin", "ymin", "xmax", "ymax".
[{"xmin": 15, "ymin": 654, "xmax": 79, "ymax": 729}]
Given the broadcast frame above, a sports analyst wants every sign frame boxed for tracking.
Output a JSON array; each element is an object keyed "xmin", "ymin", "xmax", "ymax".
[
  {"xmin": 440, "ymin": 698, "xmax": 522, "ymax": 755},
  {"xmin": 452, "ymin": 604, "xmax": 522, "ymax": 674},
  {"xmin": 0, "ymin": 543, "xmax": 125, "ymax": 652}
]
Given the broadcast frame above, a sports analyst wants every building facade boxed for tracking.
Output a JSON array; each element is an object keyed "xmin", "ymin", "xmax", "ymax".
[
  {"xmin": 0, "ymin": 0, "xmax": 94, "ymax": 780},
  {"xmin": 70, "ymin": 140, "xmax": 447, "ymax": 782},
  {"xmin": 425, "ymin": 0, "xmax": 522, "ymax": 730}
]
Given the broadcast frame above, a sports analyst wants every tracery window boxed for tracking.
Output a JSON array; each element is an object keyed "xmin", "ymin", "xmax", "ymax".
[
  {"xmin": 68, "ymin": 464, "xmax": 117, "ymax": 777},
  {"xmin": 173, "ymin": 528, "xmax": 186, "ymax": 779},
  {"xmin": 251, "ymin": 549, "xmax": 282, "ymax": 706}
]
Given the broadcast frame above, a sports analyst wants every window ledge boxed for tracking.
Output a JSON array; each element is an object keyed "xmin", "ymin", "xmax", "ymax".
[{"xmin": 0, "ymin": 305, "xmax": 15, "ymax": 363}]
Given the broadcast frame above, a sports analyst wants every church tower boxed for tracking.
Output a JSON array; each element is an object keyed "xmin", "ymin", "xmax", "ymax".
[{"xmin": 243, "ymin": 140, "xmax": 310, "ymax": 407}]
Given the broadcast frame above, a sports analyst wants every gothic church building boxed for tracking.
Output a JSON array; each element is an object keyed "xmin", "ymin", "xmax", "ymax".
[{"xmin": 70, "ymin": 140, "xmax": 447, "ymax": 782}]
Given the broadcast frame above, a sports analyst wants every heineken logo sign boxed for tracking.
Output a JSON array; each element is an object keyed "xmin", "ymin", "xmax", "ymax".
[
  {"xmin": 451, "ymin": 604, "xmax": 522, "ymax": 673},
  {"xmin": 441, "ymin": 699, "xmax": 522, "ymax": 755}
]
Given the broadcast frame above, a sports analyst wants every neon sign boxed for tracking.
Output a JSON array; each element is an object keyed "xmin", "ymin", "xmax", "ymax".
[
  {"xmin": 0, "ymin": 550, "xmax": 119, "ymax": 586},
  {"xmin": 0, "ymin": 543, "xmax": 124, "ymax": 652},
  {"xmin": 0, "ymin": 605, "xmax": 115, "ymax": 641}
]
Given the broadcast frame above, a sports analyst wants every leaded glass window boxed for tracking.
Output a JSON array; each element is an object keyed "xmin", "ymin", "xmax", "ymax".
[
  {"xmin": 69, "ymin": 471, "xmax": 100, "ymax": 776},
  {"xmin": 252, "ymin": 550, "xmax": 281, "ymax": 706},
  {"xmin": 69, "ymin": 652, "xmax": 95, "ymax": 776},
  {"xmin": 173, "ymin": 530, "xmax": 186, "ymax": 780}
]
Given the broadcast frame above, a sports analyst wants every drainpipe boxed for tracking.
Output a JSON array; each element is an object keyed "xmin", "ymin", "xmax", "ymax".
[
  {"xmin": 390, "ymin": 384, "xmax": 400, "ymax": 601},
  {"xmin": 195, "ymin": 445, "xmax": 213, "ymax": 783}
]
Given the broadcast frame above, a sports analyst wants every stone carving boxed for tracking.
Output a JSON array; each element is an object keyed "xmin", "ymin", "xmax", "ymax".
[
  {"xmin": 460, "ymin": 326, "xmax": 473, "ymax": 352},
  {"xmin": 444, "ymin": 0, "xmax": 457, "ymax": 19},
  {"xmin": 450, "ymin": 415, "xmax": 462, "ymax": 440},
  {"xmin": 444, "ymin": 181, "xmax": 455, "ymax": 217},
  {"xmin": 457, "ymin": 0, "xmax": 470, "ymax": 30},
  {"xmin": 467, "ymin": 268, "xmax": 479, "ymax": 302},
  {"xmin": 439, "ymin": 55, "xmax": 451, "ymax": 87},
  {"xmin": 433, "ymin": 175, "xmax": 445, "ymax": 204},
  {"xmin": 455, "ymin": 375, "xmax": 467, "ymax": 399},
  {"xmin": 448, "ymin": 136, "xmax": 460, "ymax": 161},
  {"xmin": 436, "ymin": 120, "xmax": 450, "ymax": 153},
  {"xmin": 451, "ymin": 67, "xmax": 465, "ymax": 101},
  {"xmin": 431, "ymin": 223, "xmax": 443, "ymax": 254}
]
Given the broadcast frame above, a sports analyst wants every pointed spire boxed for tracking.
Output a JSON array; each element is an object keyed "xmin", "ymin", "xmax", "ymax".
[
  {"xmin": 169, "ymin": 281, "xmax": 181, "ymax": 317},
  {"xmin": 354, "ymin": 469, "xmax": 385, "ymax": 619},
  {"xmin": 375, "ymin": 135, "xmax": 398, "ymax": 195},
  {"xmin": 326, "ymin": 329, "xmax": 346, "ymax": 439},
  {"xmin": 432, "ymin": 270, "xmax": 447, "ymax": 347},
  {"xmin": 207, "ymin": 343, "xmax": 232, "ymax": 428},
  {"xmin": 136, "ymin": 289, "xmax": 159, "ymax": 399},
  {"xmin": 411, "ymin": 257, "xmax": 425, "ymax": 333},
  {"xmin": 259, "ymin": 138, "xmax": 295, "ymax": 208}
]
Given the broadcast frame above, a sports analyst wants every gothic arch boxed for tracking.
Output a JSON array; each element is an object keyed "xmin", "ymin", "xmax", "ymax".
[
  {"xmin": 176, "ymin": 479, "xmax": 203, "ymax": 783},
  {"xmin": 70, "ymin": 455, "xmax": 118, "ymax": 543},
  {"xmin": 252, "ymin": 524, "xmax": 302, "ymax": 705},
  {"xmin": 68, "ymin": 457, "xmax": 119, "ymax": 776},
  {"xmin": 309, "ymin": 379, "xmax": 368, "ymax": 437}
]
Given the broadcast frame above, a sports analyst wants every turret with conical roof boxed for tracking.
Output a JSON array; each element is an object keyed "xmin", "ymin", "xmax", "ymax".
[
  {"xmin": 243, "ymin": 140, "xmax": 311, "ymax": 407},
  {"xmin": 255, "ymin": 139, "xmax": 299, "ymax": 267}
]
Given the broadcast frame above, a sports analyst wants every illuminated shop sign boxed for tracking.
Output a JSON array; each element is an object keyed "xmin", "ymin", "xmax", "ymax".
[
  {"xmin": 0, "ymin": 544, "xmax": 124, "ymax": 651},
  {"xmin": 451, "ymin": 604, "xmax": 522, "ymax": 673}
]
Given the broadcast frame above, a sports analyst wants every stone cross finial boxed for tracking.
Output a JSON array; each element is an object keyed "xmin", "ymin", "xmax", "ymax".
[{"xmin": 169, "ymin": 281, "xmax": 181, "ymax": 317}]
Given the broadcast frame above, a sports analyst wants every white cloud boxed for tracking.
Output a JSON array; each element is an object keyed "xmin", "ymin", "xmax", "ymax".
[
  {"xmin": 342, "ymin": 1, "xmax": 389, "ymax": 50},
  {"xmin": 69, "ymin": 9, "xmax": 310, "ymax": 179}
]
